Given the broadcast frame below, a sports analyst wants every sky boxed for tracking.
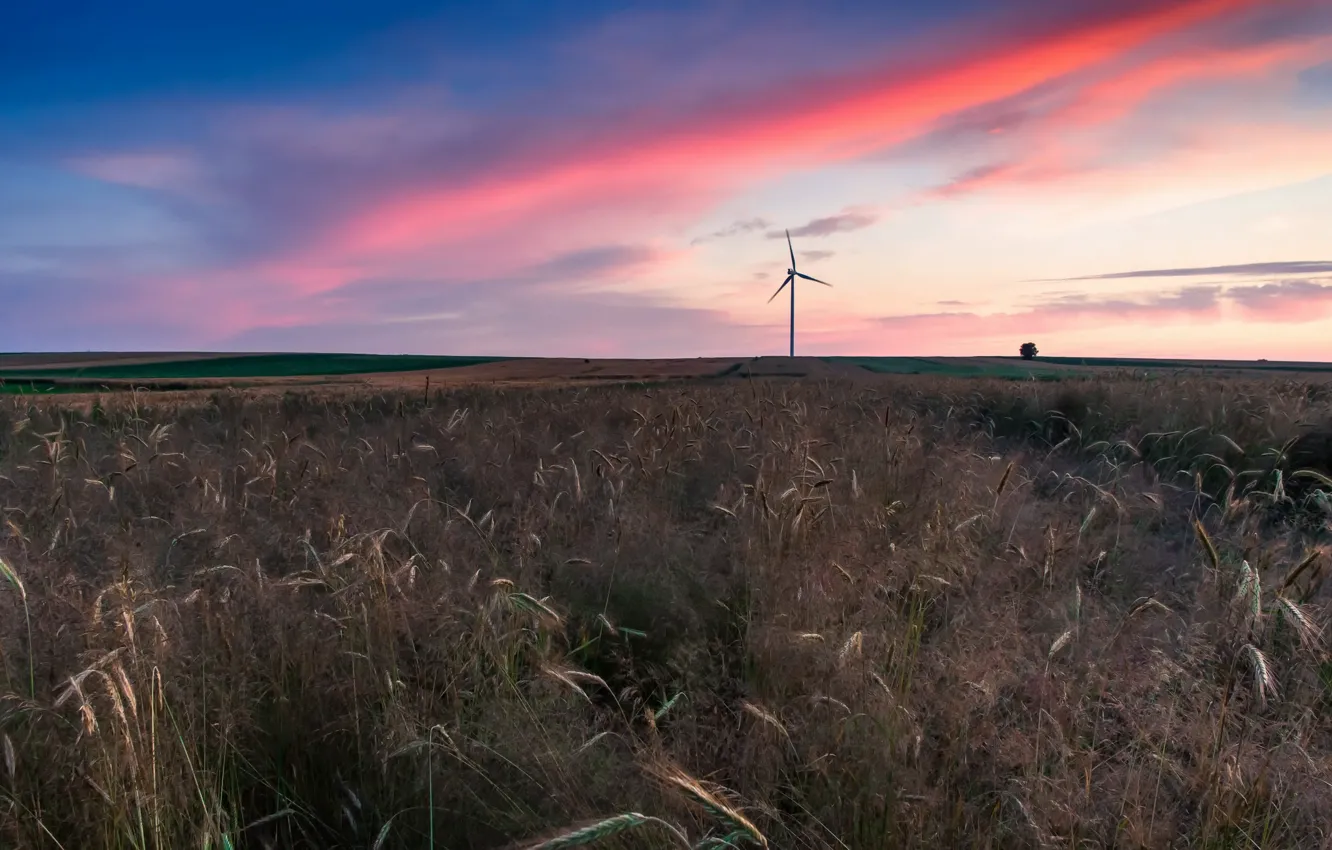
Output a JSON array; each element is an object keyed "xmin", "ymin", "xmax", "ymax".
[{"xmin": 3, "ymin": 0, "xmax": 1332, "ymax": 359}]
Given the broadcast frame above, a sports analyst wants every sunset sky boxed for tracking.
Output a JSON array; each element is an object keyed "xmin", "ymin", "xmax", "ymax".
[{"xmin": 4, "ymin": 0, "xmax": 1332, "ymax": 359}]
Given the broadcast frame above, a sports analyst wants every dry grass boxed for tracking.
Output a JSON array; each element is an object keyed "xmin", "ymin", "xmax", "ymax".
[{"xmin": 0, "ymin": 375, "xmax": 1331, "ymax": 849}]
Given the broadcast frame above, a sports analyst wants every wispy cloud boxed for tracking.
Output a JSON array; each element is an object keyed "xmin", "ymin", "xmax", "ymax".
[
  {"xmin": 325, "ymin": 0, "xmax": 1280, "ymax": 264},
  {"xmin": 891, "ymin": 25, "xmax": 1332, "ymax": 206},
  {"xmin": 7, "ymin": 0, "xmax": 1330, "ymax": 354},
  {"xmin": 1033, "ymin": 261, "xmax": 1332, "ymax": 281},
  {"xmin": 800, "ymin": 250, "xmax": 835, "ymax": 262},
  {"xmin": 1227, "ymin": 278, "xmax": 1332, "ymax": 319},
  {"xmin": 919, "ymin": 163, "xmax": 1016, "ymax": 200},
  {"xmin": 1299, "ymin": 59, "xmax": 1332, "ymax": 104},
  {"xmin": 66, "ymin": 151, "xmax": 201, "ymax": 192},
  {"xmin": 221, "ymin": 244, "xmax": 777, "ymax": 357},
  {"xmin": 872, "ymin": 278, "xmax": 1332, "ymax": 343},
  {"xmin": 690, "ymin": 217, "xmax": 771, "ymax": 244},
  {"xmin": 769, "ymin": 211, "xmax": 878, "ymax": 240}
]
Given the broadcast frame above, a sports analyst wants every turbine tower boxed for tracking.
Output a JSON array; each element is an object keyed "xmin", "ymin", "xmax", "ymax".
[{"xmin": 768, "ymin": 228, "xmax": 832, "ymax": 357}]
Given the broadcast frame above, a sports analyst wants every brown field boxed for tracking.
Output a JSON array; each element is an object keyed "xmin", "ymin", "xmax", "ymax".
[
  {"xmin": 7, "ymin": 353, "xmax": 1332, "ymax": 396},
  {"xmin": 0, "ymin": 354, "xmax": 855, "ymax": 393},
  {"xmin": 2, "ymin": 373, "xmax": 1332, "ymax": 849},
  {"xmin": 364, "ymin": 357, "xmax": 865, "ymax": 388}
]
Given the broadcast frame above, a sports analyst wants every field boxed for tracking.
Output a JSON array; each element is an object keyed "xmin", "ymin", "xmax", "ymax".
[
  {"xmin": 6, "ymin": 352, "xmax": 1332, "ymax": 396},
  {"xmin": 2, "ymin": 368, "xmax": 1332, "ymax": 849}
]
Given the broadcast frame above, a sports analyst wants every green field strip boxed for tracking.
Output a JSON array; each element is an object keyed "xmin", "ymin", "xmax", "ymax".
[{"xmin": 0, "ymin": 353, "xmax": 515, "ymax": 381}]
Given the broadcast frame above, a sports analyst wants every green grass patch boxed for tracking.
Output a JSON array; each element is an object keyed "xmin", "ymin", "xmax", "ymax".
[
  {"xmin": 826, "ymin": 357, "xmax": 1063, "ymax": 380},
  {"xmin": 0, "ymin": 381, "xmax": 90, "ymax": 395},
  {"xmin": 1010, "ymin": 356, "xmax": 1332, "ymax": 373},
  {"xmin": 0, "ymin": 353, "xmax": 513, "ymax": 381}
]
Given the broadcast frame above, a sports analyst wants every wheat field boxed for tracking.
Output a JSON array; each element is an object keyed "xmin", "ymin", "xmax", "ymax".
[{"xmin": 0, "ymin": 376, "xmax": 1330, "ymax": 849}]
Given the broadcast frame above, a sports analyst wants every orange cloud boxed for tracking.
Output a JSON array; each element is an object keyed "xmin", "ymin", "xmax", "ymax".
[
  {"xmin": 333, "ymin": 0, "xmax": 1275, "ymax": 261},
  {"xmin": 906, "ymin": 32, "xmax": 1332, "ymax": 206},
  {"xmin": 1060, "ymin": 35, "xmax": 1329, "ymax": 127}
]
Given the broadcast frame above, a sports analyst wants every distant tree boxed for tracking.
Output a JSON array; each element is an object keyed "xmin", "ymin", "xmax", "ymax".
[{"xmin": 1019, "ymin": 342, "xmax": 1039, "ymax": 360}]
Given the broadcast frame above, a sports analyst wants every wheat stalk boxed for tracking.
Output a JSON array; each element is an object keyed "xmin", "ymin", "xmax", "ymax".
[
  {"xmin": 1107, "ymin": 597, "xmax": 1171, "ymax": 648},
  {"xmin": 519, "ymin": 813, "xmax": 691, "ymax": 849},
  {"xmin": 1271, "ymin": 596, "xmax": 1322, "ymax": 650},
  {"xmin": 648, "ymin": 763, "xmax": 768, "ymax": 849},
  {"xmin": 838, "ymin": 631, "xmax": 863, "ymax": 665},
  {"xmin": 1234, "ymin": 561, "xmax": 1262, "ymax": 635},
  {"xmin": 740, "ymin": 701, "xmax": 790, "ymax": 744},
  {"xmin": 995, "ymin": 460, "xmax": 1015, "ymax": 497},
  {"xmin": 1193, "ymin": 519, "xmax": 1220, "ymax": 573},
  {"xmin": 0, "ymin": 557, "xmax": 34, "ymax": 698},
  {"xmin": 1047, "ymin": 629, "xmax": 1074, "ymax": 662},
  {"xmin": 1280, "ymin": 548, "xmax": 1324, "ymax": 598},
  {"xmin": 1241, "ymin": 643, "xmax": 1277, "ymax": 709}
]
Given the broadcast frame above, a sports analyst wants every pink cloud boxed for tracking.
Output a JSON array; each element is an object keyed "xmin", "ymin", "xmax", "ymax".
[
  {"xmin": 329, "ymin": 0, "xmax": 1276, "ymax": 263},
  {"xmin": 781, "ymin": 277, "xmax": 1332, "ymax": 358},
  {"xmin": 905, "ymin": 32, "xmax": 1332, "ymax": 205},
  {"xmin": 40, "ymin": 0, "xmax": 1329, "ymax": 355},
  {"xmin": 848, "ymin": 279, "xmax": 1332, "ymax": 348},
  {"xmin": 1060, "ymin": 37, "xmax": 1325, "ymax": 127},
  {"xmin": 1228, "ymin": 279, "xmax": 1332, "ymax": 321}
]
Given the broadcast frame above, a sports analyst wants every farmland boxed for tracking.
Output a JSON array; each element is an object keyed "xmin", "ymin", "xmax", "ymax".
[
  {"xmin": 1, "ymin": 368, "xmax": 1331, "ymax": 848},
  {"xmin": 5, "ymin": 352, "xmax": 1332, "ymax": 396}
]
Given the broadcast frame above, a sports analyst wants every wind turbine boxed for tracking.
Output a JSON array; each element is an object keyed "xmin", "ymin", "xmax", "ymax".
[{"xmin": 768, "ymin": 228, "xmax": 832, "ymax": 357}]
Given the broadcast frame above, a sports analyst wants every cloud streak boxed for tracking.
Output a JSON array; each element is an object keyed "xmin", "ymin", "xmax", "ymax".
[
  {"xmin": 893, "ymin": 25, "xmax": 1332, "ymax": 206},
  {"xmin": 221, "ymin": 244, "xmax": 777, "ymax": 357},
  {"xmin": 1035, "ymin": 261, "xmax": 1332, "ymax": 281},
  {"xmin": 66, "ymin": 0, "xmax": 1253, "ymax": 311},
  {"xmin": 1227, "ymin": 278, "xmax": 1332, "ymax": 320},
  {"xmin": 769, "ymin": 211, "xmax": 878, "ymax": 239},
  {"xmin": 872, "ymin": 278, "xmax": 1332, "ymax": 343},
  {"xmin": 690, "ymin": 217, "xmax": 771, "ymax": 244},
  {"xmin": 324, "ymin": 0, "xmax": 1283, "ymax": 263},
  {"xmin": 6, "ymin": 0, "xmax": 1331, "ymax": 355}
]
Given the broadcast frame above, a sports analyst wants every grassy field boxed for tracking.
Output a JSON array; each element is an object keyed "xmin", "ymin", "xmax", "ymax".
[
  {"xmin": 1, "ymin": 374, "xmax": 1332, "ymax": 848},
  {"xmin": 826, "ymin": 356, "xmax": 1066, "ymax": 379},
  {"xmin": 6, "ymin": 352, "xmax": 1332, "ymax": 396},
  {"xmin": 0, "ymin": 353, "xmax": 511, "ymax": 381}
]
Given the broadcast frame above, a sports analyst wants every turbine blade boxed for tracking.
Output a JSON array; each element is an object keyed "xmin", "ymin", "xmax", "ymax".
[
  {"xmin": 786, "ymin": 229, "xmax": 796, "ymax": 270},
  {"xmin": 767, "ymin": 275, "xmax": 793, "ymax": 303},
  {"xmin": 795, "ymin": 272, "xmax": 832, "ymax": 286}
]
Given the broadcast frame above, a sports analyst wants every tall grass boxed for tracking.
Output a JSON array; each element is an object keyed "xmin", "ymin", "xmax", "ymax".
[{"xmin": 0, "ymin": 375, "xmax": 1330, "ymax": 848}]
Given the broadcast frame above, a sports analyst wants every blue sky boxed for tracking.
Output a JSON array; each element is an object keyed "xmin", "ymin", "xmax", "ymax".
[{"xmin": 4, "ymin": 0, "xmax": 1332, "ymax": 357}]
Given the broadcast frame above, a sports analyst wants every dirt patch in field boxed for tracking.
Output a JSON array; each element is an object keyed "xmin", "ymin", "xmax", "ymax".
[{"xmin": 356, "ymin": 356, "xmax": 877, "ymax": 389}]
